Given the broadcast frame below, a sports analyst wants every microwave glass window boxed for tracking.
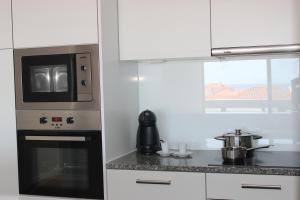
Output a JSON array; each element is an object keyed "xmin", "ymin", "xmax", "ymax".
[
  {"xmin": 53, "ymin": 65, "xmax": 68, "ymax": 92},
  {"xmin": 30, "ymin": 65, "xmax": 68, "ymax": 93},
  {"xmin": 30, "ymin": 67, "xmax": 51, "ymax": 92}
]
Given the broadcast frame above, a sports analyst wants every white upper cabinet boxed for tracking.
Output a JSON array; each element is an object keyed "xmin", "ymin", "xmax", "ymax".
[
  {"xmin": 118, "ymin": 0, "xmax": 211, "ymax": 60},
  {"xmin": 12, "ymin": 0, "xmax": 98, "ymax": 48},
  {"xmin": 0, "ymin": 0, "xmax": 13, "ymax": 49},
  {"xmin": 211, "ymin": 0, "xmax": 300, "ymax": 48}
]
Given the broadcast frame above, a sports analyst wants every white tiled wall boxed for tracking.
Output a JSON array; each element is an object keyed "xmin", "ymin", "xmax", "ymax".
[{"xmin": 138, "ymin": 55, "xmax": 300, "ymax": 151}]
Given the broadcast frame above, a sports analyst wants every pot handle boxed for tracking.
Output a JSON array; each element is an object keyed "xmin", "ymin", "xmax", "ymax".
[
  {"xmin": 253, "ymin": 135, "xmax": 263, "ymax": 140},
  {"xmin": 247, "ymin": 145, "xmax": 273, "ymax": 151},
  {"xmin": 214, "ymin": 136, "xmax": 225, "ymax": 141}
]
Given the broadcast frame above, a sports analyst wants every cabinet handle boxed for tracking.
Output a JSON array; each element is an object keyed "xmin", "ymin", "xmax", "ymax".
[
  {"xmin": 136, "ymin": 179, "xmax": 171, "ymax": 185},
  {"xmin": 241, "ymin": 184, "xmax": 281, "ymax": 190},
  {"xmin": 207, "ymin": 199, "xmax": 235, "ymax": 200}
]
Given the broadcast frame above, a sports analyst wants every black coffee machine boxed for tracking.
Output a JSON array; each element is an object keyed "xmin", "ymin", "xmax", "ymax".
[{"xmin": 136, "ymin": 110, "xmax": 161, "ymax": 155}]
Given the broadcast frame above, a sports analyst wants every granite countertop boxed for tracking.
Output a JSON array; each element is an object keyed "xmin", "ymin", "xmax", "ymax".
[{"xmin": 106, "ymin": 150, "xmax": 300, "ymax": 176}]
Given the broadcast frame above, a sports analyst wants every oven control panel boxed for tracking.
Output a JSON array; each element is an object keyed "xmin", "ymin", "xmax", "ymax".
[
  {"xmin": 17, "ymin": 110, "xmax": 101, "ymax": 130},
  {"xmin": 39, "ymin": 116, "xmax": 75, "ymax": 128}
]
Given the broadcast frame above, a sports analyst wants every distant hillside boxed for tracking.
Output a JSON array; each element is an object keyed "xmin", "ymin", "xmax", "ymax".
[{"xmin": 205, "ymin": 83, "xmax": 291, "ymax": 100}]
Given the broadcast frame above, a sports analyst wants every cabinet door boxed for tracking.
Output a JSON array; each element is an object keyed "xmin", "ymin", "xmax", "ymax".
[
  {"xmin": 118, "ymin": 0, "xmax": 211, "ymax": 60},
  {"xmin": 0, "ymin": 0, "xmax": 13, "ymax": 49},
  {"xmin": 107, "ymin": 170, "xmax": 206, "ymax": 200},
  {"xmin": 0, "ymin": 50, "xmax": 18, "ymax": 195},
  {"xmin": 12, "ymin": 0, "xmax": 98, "ymax": 48},
  {"xmin": 211, "ymin": 0, "xmax": 300, "ymax": 48},
  {"xmin": 207, "ymin": 173, "xmax": 300, "ymax": 200}
]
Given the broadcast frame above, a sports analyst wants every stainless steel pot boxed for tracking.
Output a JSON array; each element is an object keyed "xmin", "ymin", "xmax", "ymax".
[
  {"xmin": 221, "ymin": 145, "xmax": 272, "ymax": 162},
  {"xmin": 215, "ymin": 129, "xmax": 262, "ymax": 149}
]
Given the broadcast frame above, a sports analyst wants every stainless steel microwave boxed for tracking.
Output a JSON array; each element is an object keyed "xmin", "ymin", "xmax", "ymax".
[{"xmin": 14, "ymin": 45, "xmax": 100, "ymax": 110}]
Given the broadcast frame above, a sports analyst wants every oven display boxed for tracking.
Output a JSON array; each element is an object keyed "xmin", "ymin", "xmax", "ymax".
[{"xmin": 52, "ymin": 117, "xmax": 62, "ymax": 122}]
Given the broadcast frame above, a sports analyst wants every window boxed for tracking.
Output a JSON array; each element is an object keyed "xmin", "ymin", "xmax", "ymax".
[
  {"xmin": 204, "ymin": 56, "xmax": 300, "ymax": 113},
  {"xmin": 271, "ymin": 58, "xmax": 299, "ymax": 113}
]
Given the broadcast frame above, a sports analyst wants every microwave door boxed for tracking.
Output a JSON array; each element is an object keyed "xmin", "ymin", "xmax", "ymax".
[
  {"xmin": 31, "ymin": 67, "xmax": 51, "ymax": 93},
  {"xmin": 52, "ymin": 65, "xmax": 68, "ymax": 93}
]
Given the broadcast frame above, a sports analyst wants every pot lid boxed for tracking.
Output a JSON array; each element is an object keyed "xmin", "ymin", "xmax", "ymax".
[{"xmin": 223, "ymin": 129, "xmax": 258, "ymax": 137}]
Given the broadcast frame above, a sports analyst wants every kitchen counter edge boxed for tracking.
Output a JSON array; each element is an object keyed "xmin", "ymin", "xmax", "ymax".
[{"xmin": 106, "ymin": 151, "xmax": 300, "ymax": 176}]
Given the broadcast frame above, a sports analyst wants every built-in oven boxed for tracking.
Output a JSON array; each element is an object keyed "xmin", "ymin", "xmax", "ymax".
[
  {"xmin": 15, "ymin": 44, "xmax": 103, "ymax": 199},
  {"xmin": 17, "ymin": 130, "xmax": 103, "ymax": 199},
  {"xmin": 14, "ymin": 45, "xmax": 100, "ymax": 110}
]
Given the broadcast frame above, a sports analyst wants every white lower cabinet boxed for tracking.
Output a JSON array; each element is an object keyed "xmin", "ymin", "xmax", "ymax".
[
  {"xmin": 107, "ymin": 170, "xmax": 206, "ymax": 200},
  {"xmin": 206, "ymin": 173, "xmax": 300, "ymax": 200}
]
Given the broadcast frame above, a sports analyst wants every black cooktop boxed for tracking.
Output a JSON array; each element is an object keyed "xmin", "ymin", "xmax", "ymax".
[{"xmin": 208, "ymin": 151, "xmax": 300, "ymax": 168}]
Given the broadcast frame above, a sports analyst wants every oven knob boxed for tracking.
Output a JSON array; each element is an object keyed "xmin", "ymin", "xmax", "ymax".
[
  {"xmin": 40, "ymin": 117, "xmax": 48, "ymax": 124},
  {"xmin": 67, "ymin": 117, "xmax": 74, "ymax": 124},
  {"xmin": 81, "ymin": 80, "xmax": 87, "ymax": 86},
  {"xmin": 81, "ymin": 65, "xmax": 87, "ymax": 71}
]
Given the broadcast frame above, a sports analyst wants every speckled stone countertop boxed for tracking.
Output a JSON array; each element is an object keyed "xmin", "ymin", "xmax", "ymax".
[{"xmin": 106, "ymin": 150, "xmax": 300, "ymax": 176}]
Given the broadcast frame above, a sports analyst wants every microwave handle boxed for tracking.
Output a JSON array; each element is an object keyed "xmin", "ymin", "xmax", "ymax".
[{"xmin": 25, "ymin": 136, "xmax": 86, "ymax": 142}]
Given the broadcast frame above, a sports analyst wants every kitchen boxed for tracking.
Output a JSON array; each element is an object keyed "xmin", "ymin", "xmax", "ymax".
[{"xmin": 0, "ymin": 0, "xmax": 300, "ymax": 200}]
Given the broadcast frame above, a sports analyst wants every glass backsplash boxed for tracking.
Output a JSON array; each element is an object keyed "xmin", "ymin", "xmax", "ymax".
[{"xmin": 138, "ymin": 54, "xmax": 300, "ymax": 151}]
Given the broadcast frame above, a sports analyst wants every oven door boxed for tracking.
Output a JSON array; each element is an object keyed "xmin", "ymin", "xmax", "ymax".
[
  {"xmin": 21, "ymin": 54, "xmax": 77, "ymax": 102},
  {"xmin": 17, "ymin": 130, "xmax": 103, "ymax": 199}
]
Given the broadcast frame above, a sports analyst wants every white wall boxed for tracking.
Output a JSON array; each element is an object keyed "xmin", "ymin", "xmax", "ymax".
[
  {"xmin": 138, "ymin": 55, "xmax": 300, "ymax": 151},
  {"xmin": 99, "ymin": 0, "xmax": 139, "ymax": 162}
]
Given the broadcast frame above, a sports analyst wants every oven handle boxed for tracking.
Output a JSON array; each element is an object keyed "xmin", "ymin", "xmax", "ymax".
[{"xmin": 25, "ymin": 136, "xmax": 86, "ymax": 142}]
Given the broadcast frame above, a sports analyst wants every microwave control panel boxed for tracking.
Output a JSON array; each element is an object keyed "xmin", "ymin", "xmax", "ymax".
[
  {"xmin": 16, "ymin": 110, "xmax": 101, "ymax": 130},
  {"xmin": 76, "ymin": 53, "xmax": 93, "ymax": 102}
]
